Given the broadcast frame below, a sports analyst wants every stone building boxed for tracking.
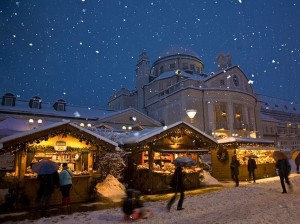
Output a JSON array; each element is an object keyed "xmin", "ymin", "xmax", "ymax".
[{"xmin": 108, "ymin": 48, "xmax": 300, "ymax": 153}]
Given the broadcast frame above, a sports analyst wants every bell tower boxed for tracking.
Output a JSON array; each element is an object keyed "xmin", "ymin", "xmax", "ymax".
[{"xmin": 136, "ymin": 52, "xmax": 150, "ymax": 112}]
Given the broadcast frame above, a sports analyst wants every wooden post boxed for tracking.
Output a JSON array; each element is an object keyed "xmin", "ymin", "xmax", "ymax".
[
  {"xmin": 148, "ymin": 147, "xmax": 153, "ymax": 193},
  {"xmin": 19, "ymin": 149, "xmax": 27, "ymax": 180},
  {"xmin": 88, "ymin": 151, "xmax": 93, "ymax": 175}
]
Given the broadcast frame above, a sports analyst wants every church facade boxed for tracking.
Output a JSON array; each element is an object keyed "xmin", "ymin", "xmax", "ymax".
[{"xmin": 108, "ymin": 49, "xmax": 300, "ymax": 152}]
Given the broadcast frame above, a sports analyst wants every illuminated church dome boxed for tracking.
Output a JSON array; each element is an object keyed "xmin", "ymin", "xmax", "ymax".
[{"xmin": 151, "ymin": 46, "xmax": 204, "ymax": 76}]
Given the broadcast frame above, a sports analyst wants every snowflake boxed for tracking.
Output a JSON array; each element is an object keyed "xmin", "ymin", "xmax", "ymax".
[{"xmin": 73, "ymin": 111, "xmax": 81, "ymax": 117}]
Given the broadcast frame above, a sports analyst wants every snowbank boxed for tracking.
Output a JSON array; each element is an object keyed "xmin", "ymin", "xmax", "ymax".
[
  {"xmin": 95, "ymin": 174, "xmax": 126, "ymax": 202},
  {"xmin": 200, "ymin": 171, "xmax": 221, "ymax": 186}
]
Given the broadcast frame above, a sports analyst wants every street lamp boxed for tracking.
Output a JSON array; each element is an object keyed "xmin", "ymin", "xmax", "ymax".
[{"xmin": 186, "ymin": 109, "xmax": 197, "ymax": 123}]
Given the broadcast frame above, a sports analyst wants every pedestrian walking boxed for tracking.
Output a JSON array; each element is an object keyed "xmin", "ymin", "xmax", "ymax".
[
  {"xmin": 275, "ymin": 153, "xmax": 292, "ymax": 193},
  {"xmin": 295, "ymin": 152, "xmax": 300, "ymax": 174},
  {"xmin": 230, "ymin": 155, "xmax": 240, "ymax": 187},
  {"xmin": 59, "ymin": 163, "xmax": 73, "ymax": 206},
  {"xmin": 247, "ymin": 156, "xmax": 257, "ymax": 183},
  {"xmin": 167, "ymin": 166, "xmax": 185, "ymax": 211}
]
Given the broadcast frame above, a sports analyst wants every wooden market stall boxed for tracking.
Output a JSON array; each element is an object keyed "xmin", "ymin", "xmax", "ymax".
[
  {"xmin": 211, "ymin": 137, "xmax": 279, "ymax": 181},
  {"xmin": 121, "ymin": 121, "xmax": 217, "ymax": 194},
  {"xmin": 0, "ymin": 121, "xmax": 118, "ymax": 209}
]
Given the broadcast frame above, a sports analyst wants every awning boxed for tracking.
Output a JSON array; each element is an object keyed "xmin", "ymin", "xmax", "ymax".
[
  {"xmin": 154, "ymin": 149, "xmax": 209, "ymax": 153},
  {"xmin": 238, "ymin": 146, "xmax": 279, "ymax": 151}
]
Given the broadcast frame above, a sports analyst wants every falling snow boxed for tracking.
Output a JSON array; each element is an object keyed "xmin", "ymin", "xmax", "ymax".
[{"xmin": 0, "ymin": 1, "xmax": 299, "ymax": 107}]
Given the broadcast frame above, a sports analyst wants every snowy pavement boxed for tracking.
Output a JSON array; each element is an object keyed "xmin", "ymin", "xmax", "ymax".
[{"xmin": 2, "ymin": 173, "xmax": 300, "ymax": 224}]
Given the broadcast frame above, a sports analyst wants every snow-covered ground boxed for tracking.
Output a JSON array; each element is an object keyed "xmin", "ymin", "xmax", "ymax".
[{"xmin": 3, "ymin": 172, "xmax": 300, "ymax": 224}]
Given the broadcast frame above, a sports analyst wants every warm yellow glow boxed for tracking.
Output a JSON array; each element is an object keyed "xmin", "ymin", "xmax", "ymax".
[
  {"xmin": 87, "ymin": 123, "xmax": 92, "ymax": 127},
  {"xmin": 122, "ymin": 126, "xmax": 127, "ymax": 130},
  {"xmin": 31, "ymin": 135, "xmax": 95, "ymax": 149},
  {"xmin": 235, "ymin": 113, "xmax": 241, "ymax": 118},
  {"xmin": 29, "ymin": 119, "xmax": 34, "ymax": 123},
  {"xmin": 128, "ymin": 126, "xmax": 132, "ymax": 130},
  {"xmin": 37, "ymin": 119, "xmax": 43, "ymax": 124},
  {"xmin": 186, "ymin": 109, "xmax": 197, "ymax": 119},
  {"xmin": 221, "ymin": 111, "xmax": 227, "ymax": 117},
  {"xmin": 80, "ymin": 123, "xmax": 85, "ymax": 127}
]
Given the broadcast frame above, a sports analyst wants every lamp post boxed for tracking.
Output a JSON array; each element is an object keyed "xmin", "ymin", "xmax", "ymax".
[{"xmin": 186, "ymin": 109, "xmax": 197, "ymax": 124}]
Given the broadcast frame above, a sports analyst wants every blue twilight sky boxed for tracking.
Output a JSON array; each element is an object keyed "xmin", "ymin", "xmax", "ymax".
[{"xmin": 0, "ymin": 0, "xmax": 299, "ymax": 108}]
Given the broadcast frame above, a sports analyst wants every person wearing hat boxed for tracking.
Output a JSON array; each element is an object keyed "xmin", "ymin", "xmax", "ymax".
[{"xmin": 59, "ymin": 163, "xmax": 73, "ymax": 206}]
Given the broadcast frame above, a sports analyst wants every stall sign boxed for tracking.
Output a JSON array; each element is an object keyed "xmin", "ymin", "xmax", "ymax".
[
  {"xmin": 54, "ymin": 140, "xmax": 67, "ymax": 151},
  {"xmin": 0, "ymin": 152, "xmax": 15, "ymax": 170}
]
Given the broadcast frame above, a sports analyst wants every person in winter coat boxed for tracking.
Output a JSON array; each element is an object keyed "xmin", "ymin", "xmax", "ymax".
[
  {"xmin": 276, "ymin": 153, "xmax": 292, "ymax": 193},
  {"xmin": 167, "ymin": 166, "xmax": 185, "ymax": 211},
  {"xmin": 247, "ymin": 157, "xmax": 257, "ymax": 183},
  {"xmin": 59, "ymin": 163, "xmax": 73, "ymax": 206},
  {"xmin": 295, "ymin": 153, "xmax": 300, "ymax": 174},
  {"xmin": 230, "ymin": 155, "xmax": 240, "ymax": 187}
]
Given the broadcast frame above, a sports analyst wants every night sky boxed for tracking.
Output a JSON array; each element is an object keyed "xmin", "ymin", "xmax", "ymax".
[{"xmin": 1, "ymin": 0, "xmax": 299, "ymax": 108}]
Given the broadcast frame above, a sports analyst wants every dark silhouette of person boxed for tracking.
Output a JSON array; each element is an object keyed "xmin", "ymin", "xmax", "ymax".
[
  {"xmin": 36, "ymin": 171, "xmax": 59, "ymax": 209},
  {"xmin": 276, "ymin": 153, "xmax": 292, "ymax": 193},
  {"xmin": 230, "ymin": 155, "xmax": 240, "ymax": 187},
  {"xmin": 247, "ymin": 157, "xmax": 257, "ymax": 183},
  {"xmin": 295, "ymin": 153, "xmax": 300, "ymax": 174},
  {"xmin": 167, "ymin": 166, "xmax": 184, "ymax": 211}
]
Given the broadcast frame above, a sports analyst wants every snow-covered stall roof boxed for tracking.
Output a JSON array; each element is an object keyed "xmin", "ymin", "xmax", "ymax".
[
  {"xmin": 0, "ymin": 121, "xmax": 118, "ymax": 151},
  {"xmin": 217, "ymin": 137, "xmax": 274, "ymax": 144},
  {"xmin": 119, "ymin": 121, "xmax": 217, "ymax": 145},
  {"xmin": 217, "ymin": 137, "xmax": 277, "ymax": 150}
]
